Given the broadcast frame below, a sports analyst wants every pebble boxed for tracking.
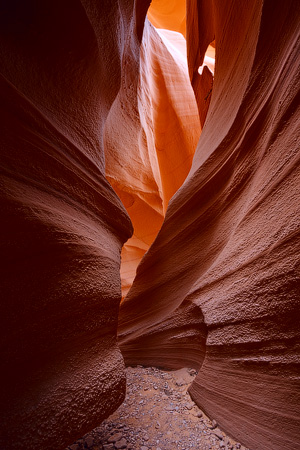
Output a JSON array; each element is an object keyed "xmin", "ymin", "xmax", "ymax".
[
  {"xmin": 164, "ymin": 388, "xmax": 173, "ymax": 396},
  {"xmin": 115, "ymin": 438, "xmax": 127, "ymax": 449},
  {"xmin": 210, "ymin": 419, "xmax": 218, "ymax": 429},
  {"xmin": 85, "ymin": 436, "xmax": 94, "ymax": 448},
  {"xmin": 165, "ymin": 405, "xmax": 174, "ymax": 411},
  {"xmin": 185, "ymin": 402, "xmax": 194, "ymax": 410},
  {"xmin": 213, "ymin": 429, "xmax": 223, "ymax": 440},
  {"xmin": 108, "ymin": 433, "xmax": 123, "ymax": 443}
]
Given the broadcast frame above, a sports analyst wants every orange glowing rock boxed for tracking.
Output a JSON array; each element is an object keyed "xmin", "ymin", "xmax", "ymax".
[
  {"xmin": 148, "ymin": 0, "xmax": 186, "ymax": 37},
  {"xmin": 105, "ymin": 20, "xmax": 200, "ymax": 297}
]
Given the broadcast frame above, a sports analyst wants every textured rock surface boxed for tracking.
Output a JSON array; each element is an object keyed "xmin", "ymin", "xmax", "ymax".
[
  {"xmin": 119, "ymin": 1, "xmax": 300, "ymax": 450},
  {"xmin": 0, "ymin": 1, "xmax": 136, "ymax": 449}
]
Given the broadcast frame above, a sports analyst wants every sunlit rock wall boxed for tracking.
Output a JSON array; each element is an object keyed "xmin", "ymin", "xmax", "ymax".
[
  {"xmin": 0, "ymin": 1, "xmax": 136, "ymax": 449},
  {"xmin": 119, "ymin": 1, "xmax": 300, "ymax": 449},
  {"xmin": 105, "ymin": 19, "xmax": 200, "ymax": 297}
]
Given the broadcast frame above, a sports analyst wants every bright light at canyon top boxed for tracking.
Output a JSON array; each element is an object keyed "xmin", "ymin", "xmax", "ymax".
[{"xmin": 147, "ymin": 0, "xmax": 215, "ymax": 74}]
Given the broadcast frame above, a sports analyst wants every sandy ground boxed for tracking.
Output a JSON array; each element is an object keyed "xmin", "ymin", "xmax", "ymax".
[{"xmin": 66, "ymin": 366, "xmax": 249, "ymax": 450}]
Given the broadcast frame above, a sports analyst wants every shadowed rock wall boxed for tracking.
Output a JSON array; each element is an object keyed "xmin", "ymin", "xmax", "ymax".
[
  {"xmin": 0, "ymin": 1, "xmax": 138, "ymax": 449},
  {"xmin": 119, "ymin": 1, "xmax": 300, "ymax": 449}
]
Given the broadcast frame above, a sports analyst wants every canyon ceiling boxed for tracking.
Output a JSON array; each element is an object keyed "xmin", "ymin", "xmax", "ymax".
[{"xmin": 0, "ymin": 1, "xmax": 299, "ymax": 450}]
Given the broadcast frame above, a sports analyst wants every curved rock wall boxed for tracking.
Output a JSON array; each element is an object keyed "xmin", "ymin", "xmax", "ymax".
[
  {"xmin": 0, "ymin": 1, "xmax": 136, "ymax": 449},
  {"xmin": 119, "ymin": 1, "xmax": 300, "ymax": 449}
]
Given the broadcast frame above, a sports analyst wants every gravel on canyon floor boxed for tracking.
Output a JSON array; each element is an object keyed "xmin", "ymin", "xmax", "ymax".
[{"xmin": 66, "ymin": 366, "xmax": 249, "ymax": 450}]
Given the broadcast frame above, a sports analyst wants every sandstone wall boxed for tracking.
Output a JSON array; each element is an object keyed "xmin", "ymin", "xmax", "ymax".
[
  {"xmin": 119, "ymin": 1, "xmax": 300, "ymax": 449},
  {"xmin": 0, "ymin": 1, "xmax": 136, "ymax": 448}
]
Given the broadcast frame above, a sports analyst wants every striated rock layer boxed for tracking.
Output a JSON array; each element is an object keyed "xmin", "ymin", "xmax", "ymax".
[
  {"xmin": 0, "ymin": 1, "xmax": 140, "ymax": 449},
  {"xmin": 119, "ymin": 1, "xmax": 300, "ymax": 449}
]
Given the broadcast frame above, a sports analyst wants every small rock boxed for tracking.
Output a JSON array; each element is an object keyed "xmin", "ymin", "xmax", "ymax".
[
  {"xmin": 140, "ymin": 447, "xmax": 148, "ymax": 450},
  {"xmin": 143, "ymin": 435, "xmax": 149, "ymax": 441},
  {"xmin": 224, "ymin": 436, "xmax": 231, "ymax": 446},
  {"xmin": 185, "ymin": 402, "xmax": 194, "ymax": 410},
  {"xmin": 213, "ymin": 429, "xmax": 224, "ymax": 440},
  {"xmin": 103, "ymin": 445, "xmax": 114, "ymax": 450},
  {"xmin": 85, "ymin": 436, "xmax": 94, "ymax": 448},
  {"xmin": 69, "ymin": 445, "xmax": 79, "ymax": 450},
  {"xmin": 209, "ymin": 419, "xmax": 217, "ymax": 429},
  {"xmin": 108, "ymin": 433, "xmax": 123, "ymax": 443},
  {"xmin": 164, "ymin": 388, "xmax": 172, "ymax": 396},
  {"xmin": 165, "ymin": 405, "xmax": 174, "ymax": 411},
  {"xmin": 196, "ymin": 412, "xmax": 203, "ymax": 418},
  {"xmin": 155, "ymin": 421, "xmax": 160, "ymax": 429},
  {"xmin": 236, "ymin": 445, "xmax": 241, "ymax": 449},
  {"xmin": 114, "ymin": 438, "xmax": 127, "ymax": 449},
  {"xmin": 219, "ymin": 440, "xmax": 225, "ymax": 448}
]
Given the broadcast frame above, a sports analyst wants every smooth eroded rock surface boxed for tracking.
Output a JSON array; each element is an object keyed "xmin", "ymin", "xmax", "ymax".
[
  {"xmin": 105, "ymin": 20, "xmax": 200, "ymax": 297},
  {"xmin": 119, "ymin": 1, "xmax": 300, "ymax": 449}
]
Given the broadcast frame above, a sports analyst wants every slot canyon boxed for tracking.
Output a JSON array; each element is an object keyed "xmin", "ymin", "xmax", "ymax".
[{"xmin": 0, "ymin": 0, "xmax": 299, "ymax": 449}]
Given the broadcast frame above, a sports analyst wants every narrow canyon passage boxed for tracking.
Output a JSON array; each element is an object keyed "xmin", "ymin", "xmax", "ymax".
[{"xmin": 0, "ymin": 1, "xmax": 299, "ymax": 450}]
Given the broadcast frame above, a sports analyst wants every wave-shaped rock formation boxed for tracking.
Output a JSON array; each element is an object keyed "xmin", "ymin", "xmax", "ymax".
[
  {"xmin": 119, "ymin": 1, "xmax": 300, "ymax": 450},
  {"xmin": 0, "ymin": 1, "xmax": 136, "ymax": 449}
]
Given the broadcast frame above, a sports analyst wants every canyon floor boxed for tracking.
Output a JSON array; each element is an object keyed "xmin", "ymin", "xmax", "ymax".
[{"xmin": 67, "ymin": 366, "xmax": 249, "ymax": 450}]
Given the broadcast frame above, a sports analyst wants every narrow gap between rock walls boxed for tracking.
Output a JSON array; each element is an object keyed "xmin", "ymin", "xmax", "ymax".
[{"xmin": 117, "ymin": 4, "xmax": 215, "ymax": 302}]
